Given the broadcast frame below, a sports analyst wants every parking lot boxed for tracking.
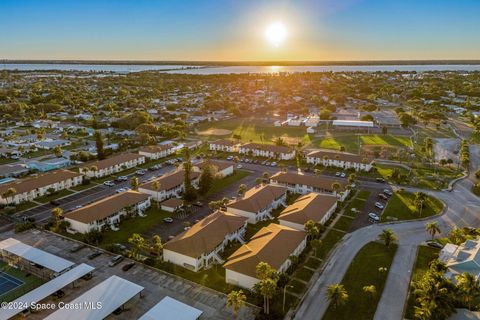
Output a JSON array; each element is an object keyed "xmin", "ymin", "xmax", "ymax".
[{"xmin": 4, "ymin": 229, "xmax": 257, "ymax": 320}]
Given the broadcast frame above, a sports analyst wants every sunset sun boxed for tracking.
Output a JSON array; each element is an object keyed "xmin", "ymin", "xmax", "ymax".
[{"xmin": 265, "ymin": 21, "xmax": 287, "ymax": 47}]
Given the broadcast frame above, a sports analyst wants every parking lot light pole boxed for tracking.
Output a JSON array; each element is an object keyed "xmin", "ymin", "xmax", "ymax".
[{"xmin": 283, "ymin": 284, "xmax": 294, "ymax": 312}]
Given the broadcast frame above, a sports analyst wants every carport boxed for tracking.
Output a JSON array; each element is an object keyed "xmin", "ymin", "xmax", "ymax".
[
  {"xmin": 44, "ymin": 275, "xmax": 144, "ymax": 320},
  {"xmin": 139, "ymin": 296, "xmax": 203, "ymax": 320}
]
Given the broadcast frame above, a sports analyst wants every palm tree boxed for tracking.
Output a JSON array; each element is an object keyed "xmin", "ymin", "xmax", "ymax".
[
  {"xmin": 130, "ymin": 177, "xmax": 139, "ymax": 191},
  {"xmin": 425, "ymin": 221, "xmax": 441, "ymax": 240},
  {"xmin": 89, "ymin": 165, "xmax": 98, "ymax": 177},
  {"xmin": 128, "ymin": 233, "xmax": 145, "ymax": 259},
  {"xmin": 152, "ymin": 180, "xmax": 161, "ymax": 207},
  {"xmin": 362, "ymin": 285, "xmax": 377, "ymax": 302},
  {"xmin": 311, "ymin": 239, "xmax": 321, "ymax": 256},
  {"xmin": 150, "ymin": 235, "xmax": 163, "ymax": 258},
  {"xmin": 256, "ymin": 278, "xmax": 277, "ymax": 315},
  {"xmin": 331, "ymin": 182, "xmax": 341, "ymax": 196},
  {"xmin": 448, "ymin": 227, "xmax": 466, "ymax": 245},
  {"xmin": 325, "ymin": 284, "xmax": 349, "ymax": 310},
  {"xmin": 51, "ymin": 207, "xmax": 63, "ymax": 223},
  {"xmin": 226, "ymin": 290, "xmax": 247, "ymax": 319},
  {"xmin": 348, "ymin": 173, "xmax": 357, "ymax": 185},
  {"xmin": 456, "ymin": 272, "xmax": 480, "ymax": 310},
  {"xmin": 414, "ymin": 192, "xmax": 427, "ymax": 216},
  {"xmin": 237, "ymin": 184, "xmax": 247, "ymax": 197},
  {"xmin": 378, "ymin": 229, "xmax": 397, "ymax": 248},
  {"xmin": 304, "ymin": 220, "xmax": 320, "ymax": 240},
  {"xmin": 2, "ymin": 187, "xmax": 16, "ymax": 204}
]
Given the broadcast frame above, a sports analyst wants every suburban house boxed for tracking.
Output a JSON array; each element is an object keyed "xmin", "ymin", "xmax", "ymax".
[
  {"xmin": 0, "ymin": 169, "xmax": 83, "ymax": 205},
  {"xmin": 224, "ymin": 223, "xmax": 307, "ymax": 289},
  {"xmin": 439, "ymin": 239, "xmax": 480, "ymax": 281},
  {"xmin": 0, "ymin": 164, "xmax": 29, "ymax": 178},
  {"xmin": 79, "ymin": 153, "xmax": 146, "ymax": 178},
  {"xmin": 64, "ymin": 191, "xmax": 151, "ymax": 234},
  {"xmin": 163, "ymin": 211, "xmax": 248, "ymax": 272},
  {"xmin": 138, "ymin": 170, "xmax": 200, "ymax": 202},
  {"xmin": 238, "ymin": 143, "xmax": 295, "ymax": 160},
  {"xmin": 194, "ymin": 160, "xmax": 234, "ymax": 178},
  {"xmin": 269, "ymin": 171, "xmax": 349, "ymax": 201},
  {"xmin": 227, "ymin": 184, "xmax": 287, "ymax": 223},
  {"xmin": 278, "ymin": 193, "xmax": 337, "ymax": 230},
  {"xmin": 306, "ymin": 149, "xmax": 374, "ymax": 171},
  {"xmin": 27, "ymin": 157, "xmax": 71, "ymax": 172},
  {"xmin": 208, "ymin": 139, "xmax": 239, "ymax": 153},
  {"xmin": 160, "ymin": 197, "xmax": 183, "ymax": 212},
  {"xmin": 138, "ymin": 144, "xmax": 176, "ymax": 160}
]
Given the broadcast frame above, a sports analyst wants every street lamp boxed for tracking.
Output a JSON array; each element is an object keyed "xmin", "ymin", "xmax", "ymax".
[{"xmin": 283, "ymin": 284, "xmax": 294, "ymax": 312}]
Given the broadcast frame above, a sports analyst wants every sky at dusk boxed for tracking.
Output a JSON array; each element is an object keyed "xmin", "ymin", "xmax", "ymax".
[{"xmin": 1, "ymin": 0, "xmax": 479, "ymax": 61}]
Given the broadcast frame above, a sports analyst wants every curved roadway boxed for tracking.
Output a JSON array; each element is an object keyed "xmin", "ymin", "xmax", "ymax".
[{"xmin": 293, "ymin": 146, "xmax": 480, "ymax": 320}]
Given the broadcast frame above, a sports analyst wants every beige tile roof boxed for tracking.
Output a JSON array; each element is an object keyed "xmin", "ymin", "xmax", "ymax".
[
  {"xmin": 240, "ymin": 143, "xmax": 293, "ymax": 154},
  {"xmin": 270, "ymin": 172, "xmax": 347, "ymax": 192},
  {"xmin": 210, "ymin": 139, "xmax": 237, "ymax": 146},
  {"xmin": 307, "ymin": 149, "xmax": 373, "ymax": 163},
  {"xmin": 164, "ymin": 211, "xmax": 248, "ymax": 258},
  {"xmin": 140, "ymin": 170, "xmax": 200, "ymax": 192},
  {"xmin": 195, "ymin": 160, "xmax": 233, "ymax": 172},
  {"xmin": 227, "ymin": 184, "xmax": 287, "ymax": 213},
  {"xmin": 80, "ymin": 153, "xmax": 144, "ymax": 171},
  {"xmin": 65, "ymin": 191, "xmax": 150, "ymax": 224},
  {"xmin": 138, "ymin": 144, "xmax": 174, "ymax": 154},
  {"xmin": 161, "ymin": 197, "xmax": 183, "ymax": 208},
  {"xmin": 0, "ymin": 169, "xmax": 82, "ymax": 195},
  {"xmin": 224, "ymin": 223, "xmax": 306, "ymax": 278},
  {"xmin": 278, "ymin": 193, "xmax": 337, "ymax": 225}
]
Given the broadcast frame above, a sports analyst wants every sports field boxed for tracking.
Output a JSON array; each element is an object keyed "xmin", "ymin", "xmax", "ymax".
[
  {"xmin": 0, "ymin": 261, "xmax": 44, "ymax": 302},
  {"xmin": 317, "ymin": 133, "xmax": 412, "ymax": 153}
]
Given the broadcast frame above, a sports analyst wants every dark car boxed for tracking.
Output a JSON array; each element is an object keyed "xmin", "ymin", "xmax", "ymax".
[
  {"xmin": 376, "ymin": 178, "xmax": 386, "ymax": 183},
  {"xmin": 81, "ymin": 272, "xmax": 93, "ymax": 280},
  {"xmin": 122, "ymin": 262, "xmax": 135, "ymax": 271},
  {"xmin": 88, "ymin": 251, "xmax": 102, "ymax": 260},
  {"xmin": 426, "ymin": 241, "xmax": 443, "ymax": 249},
  {"xmin": 70, "ymin": 244, "xmax": 86, "ymax": 253},
  {"xmin": 113, "ymin": 308, "xmax": 123, "ymax": 315},
  {"xmin": 50, "ymin": 199, "xmax": 61, "ymax": 206},
  {"xmin": 52, "ymin": 290, "xmax": 65, "ymax": 299}
]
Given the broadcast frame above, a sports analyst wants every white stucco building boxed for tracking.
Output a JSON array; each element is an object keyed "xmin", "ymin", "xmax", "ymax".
[
  {"xmin": 306, "ymin": 150, "xmax": 374, "ymax": 172},
  {"xmin": 79, "ymin": 153, "xmax": 145, "ymax": 178},
  {"xmin": 138, "ymin": 169, "xmax": 200, "ymax": 202},
  {"xmin": 138, "ymin": 144, "xmax": 176, "ymax": 160},
  {"xmin": 238, "ymin": 143, "xmax": 295, "ymax": 160},
  {"xmin": 208, "ymin": 140, "xmax": 239, "ymax": 153}
]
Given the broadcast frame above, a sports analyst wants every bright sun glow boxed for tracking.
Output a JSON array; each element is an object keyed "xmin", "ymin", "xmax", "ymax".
[{"xmin": 265, "ymin": 22, "xmax": 287, "ymax": 47}]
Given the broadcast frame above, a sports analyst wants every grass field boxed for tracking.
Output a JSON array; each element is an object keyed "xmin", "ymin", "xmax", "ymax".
[
  {"xmin": 0, "ymin": 261, "xmax": 44, "ymax": 302},
  {"xmin": 206, "ymin": 170, "xmax": 250, "ymax": 197},
  {"xmin": 36, "ymin": 189, "xmax": 74, "ymax": 204},
  {"xmin": 404, "ymin": 246, "xmax": 440, "ymax": 319},
  {"xmin": 344, "ymin": 190, "xmax": 371, "ymax": 217},
  {"xmin": 323, "ymin": 242, "xmax": 398, "ymax": 320},
  {"xmin": 315, "ymin": 229, "xmax": 346, "ymax": 260},
  {"xmin": 381, "ymin": 191, "xmax": 443, "ymax": 222},
  {"xmin": 334, "ymin": 216, "xmax": 355, "ymax": 232},
  {"xmin": 197, "ymin": 118, "xmax": 312, "ymax": 145},
  {"xmin": 316, "ymin": 133, "xmax": 411, "ymax": 153}
]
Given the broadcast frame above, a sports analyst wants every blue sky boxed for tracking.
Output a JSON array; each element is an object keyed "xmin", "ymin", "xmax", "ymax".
[{"xmin": 0, "ymin": 0, "xmax": 479, "ymax": 61}]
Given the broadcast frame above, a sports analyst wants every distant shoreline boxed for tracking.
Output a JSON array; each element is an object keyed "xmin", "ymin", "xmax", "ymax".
[{"xmin": 1, "ymin": 59, "xmax": 480, "ymax": 66}]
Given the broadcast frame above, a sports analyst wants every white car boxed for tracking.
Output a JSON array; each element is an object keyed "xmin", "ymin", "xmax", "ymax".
[
  {"xmin": 103, "ymin": 181, "xmax": 115, "ymax": 187},
  {"xmin": 237, "ymin": 164, "xmax": 243, "ymax": 169},
  {"xmin": 340, "ymin": 172, "xmax": 346, "ymax": 178},
  {"xmin": 375, "ymin": 202, "xmax": 384, "ymax": 209},
  {"xmin": 383, "ymin": 189, "xmax": 393, "ymax": 196},
  {"xmin": 117, "ymin": 176, "xmax": 128, "ymax": 181},
  {"xmin": 368, "ymin": 212, "xmax": 380, "ymax": 222},
  {"xmin": 135, "ymin": 170, "xmax": 146, "ymax": 175},
  {"xmin": 116, "ymin": 188, "xmax": 126, "ymax": 193},
  {"xmin": 335, "ymin": 172, "xmax": 341, "ymax": 177}
]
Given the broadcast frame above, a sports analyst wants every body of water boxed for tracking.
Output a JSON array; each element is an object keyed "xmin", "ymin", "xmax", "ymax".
[{"xmin": 1, "ymin": 63, "xmax": 480, "ymax": 73}]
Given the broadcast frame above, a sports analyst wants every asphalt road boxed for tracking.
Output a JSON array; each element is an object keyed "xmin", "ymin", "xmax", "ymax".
[{"xmin": 293, "ymin": 145, "xmax": 480, "ymax": 320}]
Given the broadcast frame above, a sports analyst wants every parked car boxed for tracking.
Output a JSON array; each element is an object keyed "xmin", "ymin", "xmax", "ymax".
[
  {"xmin": 368, "ymin": 212, "xmax": 380, "ymax": 222},
  {"xmin": 378, "ymin": 193, "xmax": 388, "ymax": 200},
  {"xmin": 108, "ymin": 255, "xmax": 124, "ymax": 267},
  {"xmin": 114, "ymin": 243, "xmax": 127, "ymax": 251},
  {"xmin": 113, "ymin": 308, "xmax": 123, "ymax": 315},
  {"xmin": 376, "ymin": 178, "xmax": 386, "ymax": 183},
  {"xmin": 271, "ymin": 162, "xmax": 277, "ymax": 167},
  {"xmin": 237, "ymin": 164, "xmax": 243, "ymax": 169},
  {"xmin": 163, "ymin": 217, "xmax": 174, "ymax": 223},
  {"xmin": 335, "ymin": 172, "xmax": 341, "ymax": 177},
  {"xmin": 340, "ymin": 172, "xmax": 346, "ymax": 178},
  {"xmin": 226, "ymin": 156, "xmax": 233, "ymax": 161},
  {"xmin": 116, "ymin": 176, "xmax": 128, "ymax": 182},
  {"xmin": 88, "ymin": 251, "xmax": 102, "ymax": 260},
  {"xmin": 375, "ymin": 202, "xmax": 384, "ymax": 209},
  {"xmin": 50, "ymin": 199, "xmax": 60, "ymax": 206},
  {"xmin": 116, "ymin": 188, "xmax": 126, "ymax": 193},
  {"xmin": 103, "ymin": 181, "xmax": 115, "ymax": 187},
  {"xmin": 426, "ymin": 241, "xmax": 443, "ymax": 249},
  {"xmin": 52, "ymin": 290, "xmax": 65, "ymax": 299},
  {"xmin": 122, "ymin": 262, "xmax": 135, "ymax": 271},
  {"xmin": 383, "ymin": 189, "xmax": 393, "ymax": 196},
  {"xmin": 265, "ymin": 162, "xmax": 271, "ymax": 166},
  {"xmin": 135, "ymin": 169, "xmax": 146, "ymax": 175},
  {"xmin": 193, "ymin": 201, "xmax": 203, "ymax": 207},
  {"xmin": 70, "ymin": 244, "xmax": 86, "ymax": 253}
]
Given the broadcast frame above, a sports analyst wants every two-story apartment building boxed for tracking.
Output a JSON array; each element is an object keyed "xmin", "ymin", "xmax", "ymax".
[
  {"xmin": 278, "ymin": 193, "xmax": 337, "ymax": 231},
  {"xmin": 208, "ymin": 139, "xmax": 239, "ymax": 153},
  {"xmin": 238, "ymin": 143, "xmax": 295, "ymax": 160},
  {"xmin": 64, "ymin": 191, "xmax": 151, "ymax": 234},
  {"xmin": 138, "ymin": 169, "xmax": 200, "ymax": 202},
  {"xmin": 269, "ymin": 171, "xmax": 349, "ymax": 201},
  {"xmin": 138, "ymin": 144, "xmax": 176, "ymax": 160},
  {"xmin": 194, "ymin": 160, "xmax": 234, "ymax": 178},
  {"xmin": 79, "ymin": 153, "xmax": 145, "ymax": 178},
  {"xmin": 224, "ymin": 223, "xmax": 307, "ymax": 289},
  {"xmin": 227, "ymin": 184, "xmax": 287, "ymax": 223},
  {"xmin": 163, "ymin": 211, "xmax": 248, "ymax": 272},
  {"xmin": 0, "ymin": 169, "xmax": 83, "ymax": 205},
  {"xmin": 306, "ymin": 149, "xmax": 374, "ymax": 172}
]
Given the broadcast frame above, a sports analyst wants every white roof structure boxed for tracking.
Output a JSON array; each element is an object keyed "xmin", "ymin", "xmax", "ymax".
[
  {"xmin": 44, "ymin": 275, "xmax": 144, "ymax": 320},
  {"xmin": 0, "ymin": 238, "xmax": 74, "ymax": 273},
  {"xmin": 139, "ymin": 296, "xmax": 203, "ymax": 320},
  {"xmin": 332, "ymin": 120, "xmax": 374, "ymax": 127},
  {"xmin": 0, "ymin": 263, "xmax": 94, "ymax": 320}
]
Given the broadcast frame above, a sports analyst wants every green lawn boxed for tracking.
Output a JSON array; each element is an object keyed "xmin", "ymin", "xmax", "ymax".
[
  {"xmin": 334, "ymin": 216, "xmax": 355, "ymax": 232},
  {"xmin": 197, "ymin": 118, "xmax": 312, "ymax": 146},
  {"xmin": 70, "ymin": 182, "xmax": 99, "ymax": 191},
  {"xmin": 315, "ymin": 229, "xmax": 346, "ymax": 260},
  {"xmin": 381, "ymin": 191, "xmax": 443, "ymax": 222},
  {"xmin": 344, "ymin": 190, "xmax": 370, "ymax": 217},
  {"xmin": 304, "ymin": 257, "xmax": 322, "ymax": 269},
  {"xmin": 11, "ymin": 201, "xmax": 38, "ymax": 213},
  {"xmin": 323, "ymin": 242, "xmax": 398, "ymax": 320},
  {"xmin": 316, "ymin": 134, "xmax": 411, "ymax": 153},
  {"xmin": 289, "ymin": 278, "xmax": 307, "ymax": 295},
  {"xmin": 293, "ymin": 266, "xmax": 315, "ymax": 282},
  {"xmin": 99, "ymin": 206, "xmax": 173, "ymax": 247},
  {"xmin": 206, "ymin": 170, "xmax": 250, "ymax": 197},
  {"xmin": 36, "ymin": 189, "xmax": 74, "ymax": 204},
  {"xmin": 0, "ymin": 261, "xmax": 45, "ymax": 302},
  {"xmin": 404, "ymin": 246, "xmax": 440, "ymax": 319}
]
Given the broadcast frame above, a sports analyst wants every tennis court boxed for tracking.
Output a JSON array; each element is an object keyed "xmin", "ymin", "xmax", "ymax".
[{"xmin": 0, "ymin": 272, "xmax": 24, "ymax": 296}]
